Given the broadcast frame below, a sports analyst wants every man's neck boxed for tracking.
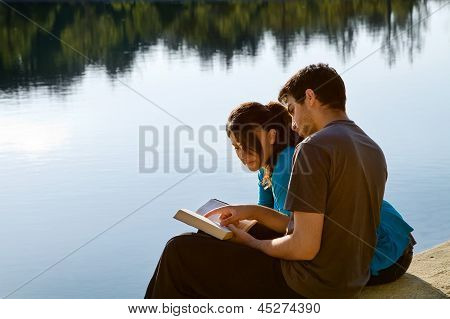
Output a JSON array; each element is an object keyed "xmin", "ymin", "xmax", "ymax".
[{"xmin": 317, "ymin": 110, "xmax": 349, "ymax": 131}]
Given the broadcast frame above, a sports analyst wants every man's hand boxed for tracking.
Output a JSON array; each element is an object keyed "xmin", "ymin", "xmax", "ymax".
[{"xmin": 227, "ymin": 224, "xmax": 259, "ymax": 248}]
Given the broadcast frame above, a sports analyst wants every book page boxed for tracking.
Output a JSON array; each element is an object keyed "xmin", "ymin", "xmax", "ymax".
[
  {"xmin": 206, "ymin": 213, "xmax": 223, "ymax": 226},
  {"xmin": 196, "ymin": 199, "xmax": 228, "ymax": 216}
]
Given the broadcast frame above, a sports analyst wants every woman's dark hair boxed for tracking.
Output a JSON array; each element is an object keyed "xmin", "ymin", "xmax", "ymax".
[{"xmin": 226, "ymin": 101, "xmax": 301, "ymax": 185}]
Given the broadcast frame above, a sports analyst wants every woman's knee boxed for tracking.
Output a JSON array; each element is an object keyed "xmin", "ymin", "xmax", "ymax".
[
  {"xmin": 164, "ymin": 232, "xmax": 209, "ymax": 254},
  {"xmin": 164, "ymin": 233, "xmax": 191, "ymax": 251}
]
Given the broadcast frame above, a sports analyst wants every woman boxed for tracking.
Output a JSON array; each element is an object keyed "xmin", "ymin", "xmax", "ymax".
[
  {"xmin": 226, "ymin": 101, "xmax": 298, "ymax": 239},
  {"xmin": 226, "ymin": 101, "xmax": 416, "ymax": 285}
]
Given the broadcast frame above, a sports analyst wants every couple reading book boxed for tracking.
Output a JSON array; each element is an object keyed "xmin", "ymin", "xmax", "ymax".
[{"xmin": 145, "ymin": 63, "xmax": 415, "ymax": 298}]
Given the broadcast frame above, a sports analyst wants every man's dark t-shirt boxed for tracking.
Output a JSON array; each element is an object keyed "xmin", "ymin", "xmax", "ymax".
[{"xmin": 282, "ymin": 120, "xmax": 387, "ymax": 298}]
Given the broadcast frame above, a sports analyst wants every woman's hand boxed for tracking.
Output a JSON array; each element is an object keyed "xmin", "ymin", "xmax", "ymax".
[{"xmin": 204, "ymin": 206, "xmax": 252, "ymax": 226}]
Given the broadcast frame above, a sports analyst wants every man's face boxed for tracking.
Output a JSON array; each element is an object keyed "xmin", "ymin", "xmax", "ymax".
[{"xmin": 286, "ymin": 95, "xmax": 317, "ymax": 138}]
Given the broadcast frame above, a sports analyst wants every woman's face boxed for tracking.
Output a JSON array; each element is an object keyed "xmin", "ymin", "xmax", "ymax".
[{"xmin": 229, "ymin": 129, "xmax": 274, "ymax": 172}]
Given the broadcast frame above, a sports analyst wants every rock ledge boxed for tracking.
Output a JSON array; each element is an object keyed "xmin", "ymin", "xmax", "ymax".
[{"xmin": 360, "ymin": 240, "xmax": 449, "ymax": 298}]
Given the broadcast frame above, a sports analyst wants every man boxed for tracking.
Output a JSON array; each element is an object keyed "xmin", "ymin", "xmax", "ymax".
[{"xmin": 145, "ymin": 63, "xmax": 386, "ymax": 298}]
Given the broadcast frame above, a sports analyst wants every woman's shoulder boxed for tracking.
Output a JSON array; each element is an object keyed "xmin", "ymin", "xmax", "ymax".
[
  {"xmin": 274, "ymin": 146, "xmax": 296, "ymax": 171},
  {"xmin": 272, "ymin": 146, "xmax": 296, "ymax": 180},
  {"xmin": 283, "ymin": 145, "xmax": 297, "ymax": 157}
]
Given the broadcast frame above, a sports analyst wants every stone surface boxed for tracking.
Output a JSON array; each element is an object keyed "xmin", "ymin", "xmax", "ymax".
[{"xmin": 360, "ymin": 240, "xmax": 449, "ymax": 298}]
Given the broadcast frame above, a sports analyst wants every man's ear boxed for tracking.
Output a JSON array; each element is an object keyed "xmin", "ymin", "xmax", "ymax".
[
  {"xmin": 305, "ymin": 89, "xmax": 316, "ymax": 106},
  {"xmin": 268, "ymin": 129, "xmax": 277, "ymax": 145}
]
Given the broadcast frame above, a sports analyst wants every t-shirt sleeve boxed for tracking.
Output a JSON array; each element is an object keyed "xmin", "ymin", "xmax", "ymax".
[
  {"xmin": 284, "ymin": 142, "xmax": 329, "ymax": 214},
  {"xmin": 258, "ymin": 169, "xmax": 274, "ymax": 208}
]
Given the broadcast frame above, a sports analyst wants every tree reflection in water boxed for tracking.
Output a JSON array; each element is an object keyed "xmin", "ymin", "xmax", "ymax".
[{"xmin": 0, "ymin": 0, "xmax": 433, "ymax": 92}]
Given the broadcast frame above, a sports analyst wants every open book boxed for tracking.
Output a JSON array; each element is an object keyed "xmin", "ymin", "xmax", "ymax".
[{"xmin": 173, "ymin": 199, "xmax": 257, "ymax": 240}]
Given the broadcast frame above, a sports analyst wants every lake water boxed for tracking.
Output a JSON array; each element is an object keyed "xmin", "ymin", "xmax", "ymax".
[{"xmin": 1, "ymin": 0, "xmax": 449, "ymax": 298}]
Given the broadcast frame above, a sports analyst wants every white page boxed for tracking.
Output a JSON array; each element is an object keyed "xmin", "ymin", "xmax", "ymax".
[{"xmin": 196, "ymin": 199, "xmax": 228, "ymax": 216}]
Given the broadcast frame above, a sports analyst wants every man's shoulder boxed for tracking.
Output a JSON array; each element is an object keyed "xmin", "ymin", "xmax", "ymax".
[
  {"xmin": 296, "ymin": 126, "xmax": 344, "ymax": 153},
  {"xmin": 299, "ymin": 121, "xmax": 385, "ymax": 164},
  {"xmin": 305, "ymin": 120, "xmax": 375, "ymax": 147}
]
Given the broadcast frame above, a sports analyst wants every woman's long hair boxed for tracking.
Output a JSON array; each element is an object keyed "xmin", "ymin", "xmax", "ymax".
[{"xmin": 226, "ymin": 101, "xmax": 301, "ymax": 188}]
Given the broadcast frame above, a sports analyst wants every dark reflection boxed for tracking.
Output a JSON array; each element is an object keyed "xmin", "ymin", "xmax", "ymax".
[{"xmin": 0, "ymin": 0, "xmax": 434, "ymax": 92}]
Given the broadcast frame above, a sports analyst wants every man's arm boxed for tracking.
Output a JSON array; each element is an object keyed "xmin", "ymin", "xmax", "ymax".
[{"xmin": 239, "ymin": 211, "xmax": 324, "ymax": 260}]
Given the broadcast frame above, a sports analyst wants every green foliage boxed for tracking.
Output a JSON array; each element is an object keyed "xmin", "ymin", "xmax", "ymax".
[{"xmin": 0, "ymin": 0, "xmax": 431, "ymax": 91}]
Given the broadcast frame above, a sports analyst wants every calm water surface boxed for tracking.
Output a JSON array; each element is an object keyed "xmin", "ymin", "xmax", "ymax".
[{"xmin": 1, "ymin": 1, "xmax": 450, "ymax": 298}]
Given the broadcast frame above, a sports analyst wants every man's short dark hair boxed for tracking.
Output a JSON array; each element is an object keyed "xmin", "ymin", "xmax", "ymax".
[{"xmin": 278, "ymin": 63, "xmax": 346, "ymax": 111}]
